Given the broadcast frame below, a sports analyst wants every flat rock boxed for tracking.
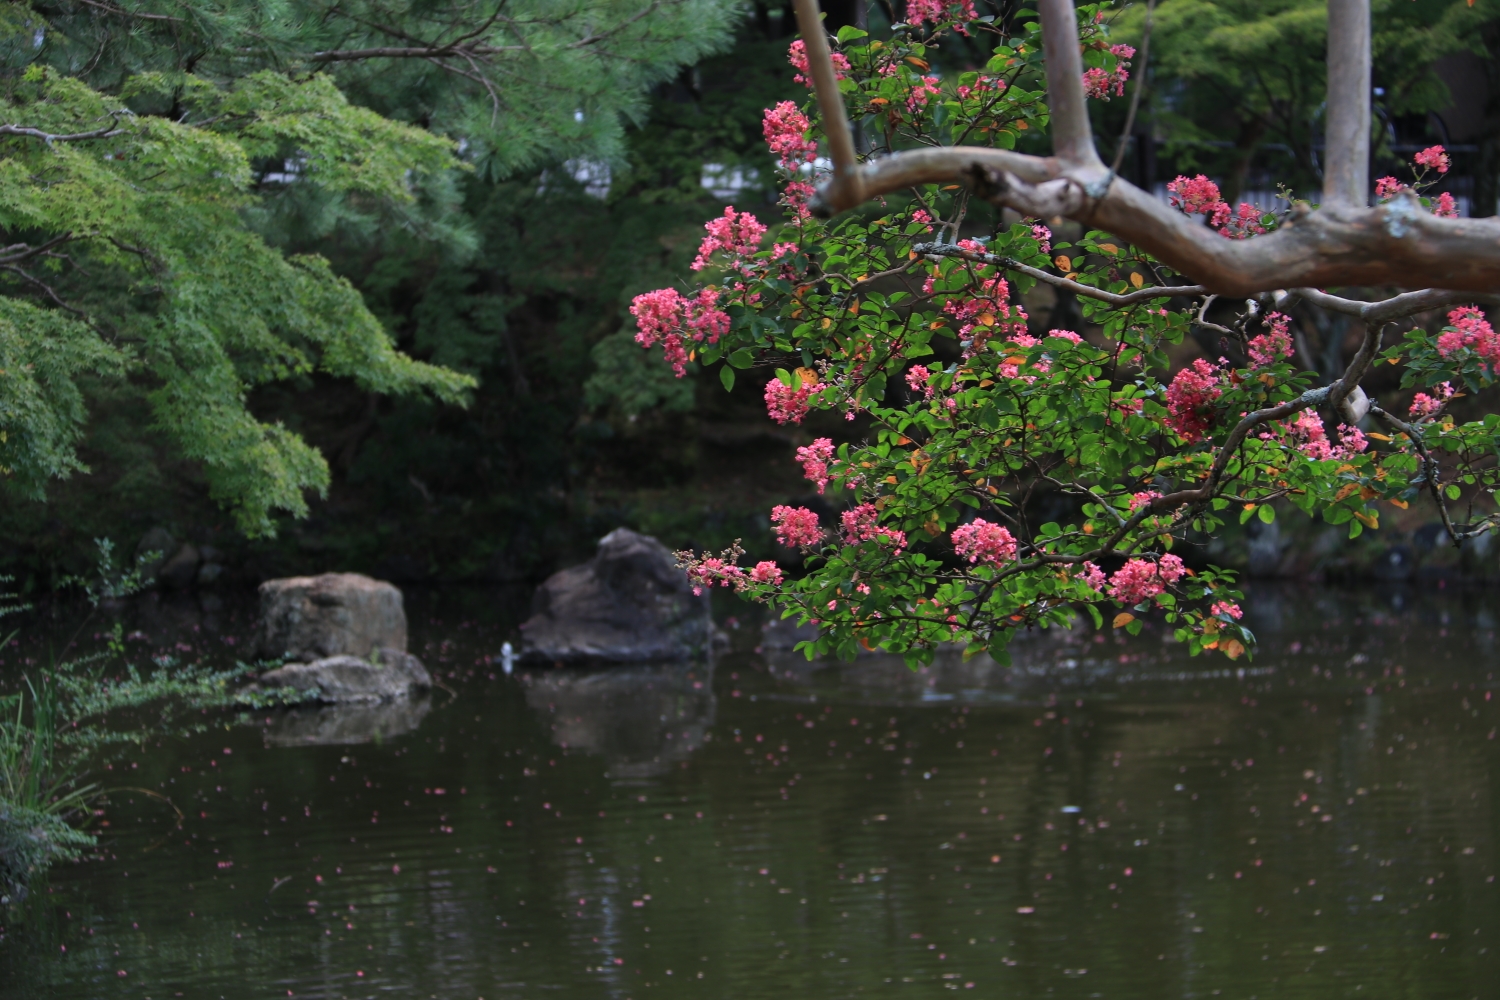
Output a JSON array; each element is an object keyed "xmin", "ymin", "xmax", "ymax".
[
  {"xmin": 262, "ymin": 697, "xmax": 431, "ymax": 746},
  {"xmin": 256, "ymin": 572, "xmax": 407, "ymax": 661},
  {"xmin": 519, "ymin": 528, "xmax": 710, "ymax": 663},
  {"xmin": 254, "ymin": 647, "xmax": 430, "ymax": 704}
]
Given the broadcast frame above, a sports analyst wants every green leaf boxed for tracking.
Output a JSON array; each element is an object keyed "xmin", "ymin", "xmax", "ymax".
[
  {"xmin": 720, "ymin": 366, "xmax": 736, "ymax": 392},
  {"xmin": 1257, "ymin": 504, "xmax": 1276, "ymax": 524},
  {"xmin": 727, "ymin": 348, "xmax": 755, "ymax": 370}
]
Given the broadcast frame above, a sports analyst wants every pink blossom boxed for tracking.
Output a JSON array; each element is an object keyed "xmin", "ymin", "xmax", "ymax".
[
  {"xmin": 1167, "ymin": 175, "xmax": 1230, "ymax": 229},
  {"xmin": 906, "ymin": 0, "xmax": 979, "ymax": 29},
  {"xmin": 692, "ymin": 206, "xmax": 767, "ymax": 272},
  {"xmin": 1219, "ymin": 202, "xmax": 1267, "ymax": 240},
  {"xmin": 796, "ymin": 437, "xmax": 837, "ymax": 493},
  {"xmin": 1047, "ymin": 328, "xmax": 1083, "ymax": 344},
  {"xmin": 840, "ymin": 504, "xmax": 907, "ymax": 552},
  {"xmin": 765, "ymin": 378, "xmax": 815, "ymax": 424},
  {"xmin": 906, "ymin": 364, "xmax": 937, "ymax": 399},
  {"xmin": 1165, "ymin": 359, "xmax": 1222, "ymax": 442},
  {"xmin": 781, "ymin": 179, "xmax": 817, "ymax": 218},
  {"xmin": 957, "ymin": 75, "xmax": 1006, "ymax": 100},
  {"xmin": 1247, "ymin": 312, "xmax": 1294, "ymax": 367},
  {"xmin": 1337, "ymin": 423, "xmax": 1368, "ymax": 456},
  {"xmin": 1108, "ymin": 554, "xmax": 1185, "ymax": 606},
  {"xmin": 631, "ymin": 287, "xmax": 730, "ymax": 377},
  {"xmin": 749, "ymin": 561, "xmax": 784, "ymax": 585},
  {"xmin": 1077, "ymin": 562, "xmax": 1107, "ymax": 592},
  {"xmin": 687, "ymin": 557, "xmax": 745, "ymax": 594},
  {"xmin": 934, "ymin": 273, "xmax": 1028, "ymax": 356},
  {"xmin": 763, "ymin": 102, "xmax": 817, "ymax": 170},
  {"xmin": 771, "ymin": 505, "xmax": 823, "ymax": 548},
  {"xmin": 1435, "ymin": 306, "xmax": 1500, "ymax": 370},
  {"xmin": 912, "ymin": 209, "xmax": 934, "ymax": 228},
  {"xmin": 907, "ymin": 75, "xmax": 944, "ymax": 111},
  {"xmin": 789, "ymin": 39, "xmax": 850, "ymax": 88},
  {"xmin": 1210, "ymin": 600, "xmax": 1243, "ymax": 620},
  {"xmin": 1375, "ymin": 176, "xmax": 1405, "ymax": 199},
  {"xmin": 1031, "ymin": 223, "xmax": 1052, "ymax": 254},
  {"xmin": 1414, "ymin": 145, "xmax": 1450, "ymax": 174},
  {"xmin": 1408, "ymin": 382, "xmax": 1454, "ymax": 420},
  {"xmin": 950, "ymin": 519, "xmax": 1018, "ymax": 566},
  {"xmin": 1434, "ymin": 192, "xmax": 1458, "ymax": 218},
  {"xmin": 1128, "ymin": 491, "xmax": 1161, "ymax": 512},
  {"xmin": 1082, "ymin": 67, "xmax": 1114, "ymax": 100}
]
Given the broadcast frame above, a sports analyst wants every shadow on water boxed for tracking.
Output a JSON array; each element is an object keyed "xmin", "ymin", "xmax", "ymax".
[{"xmin": 0, "ymin": 581, "xmax": 1496, "ymax": 999}]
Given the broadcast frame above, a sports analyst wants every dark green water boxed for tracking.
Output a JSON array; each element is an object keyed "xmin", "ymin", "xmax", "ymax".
[{"xmin": 1, "ymin": 584, "xmax": 1497, "ymax": 999}]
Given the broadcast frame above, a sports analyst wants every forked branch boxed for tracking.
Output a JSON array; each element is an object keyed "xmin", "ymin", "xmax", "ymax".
[{"xmin": 793, "ymin": 0, "xmax": 1500, "ymax": 297}]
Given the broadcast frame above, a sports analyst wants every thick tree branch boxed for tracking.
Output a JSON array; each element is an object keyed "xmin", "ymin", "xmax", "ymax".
[
  {"xmin": 1324, "ymin": 0, "xmax": 1371, "ymax": 208},
  {"xmin": 795, "ymin": 0, "xmax": 1500, "ymax": 296},
  {"xmin": 912, "ymin": 242, "xmax": 1206, "ymax": 307},
  {"xmin": 1277, "ymin": 287, "xmax": 1500, "ymax": 323},
  {"xmin": 792, "ymin": 0, "xmax": 861, "ymax": 206}
]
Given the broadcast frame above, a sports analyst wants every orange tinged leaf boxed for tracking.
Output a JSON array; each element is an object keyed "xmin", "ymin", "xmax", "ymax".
[
  {"xmin": 1389, "ymin": 498, "xmax": 1409, "ymax": 509},
  {"xmin": 1113, "ymin": 613, "xmax": 1135, "ymax": 629},
  {"xmin": 1129, "ymin": 272, "xmax": 1144, "ymax": 288},
  {"xmin": 1222, "ymin": 639, "xmax": 1246, "ymax": 660},
  {"xmin": 1054, "ymin": 255, "xmax": 1072, "ymax": 271}
]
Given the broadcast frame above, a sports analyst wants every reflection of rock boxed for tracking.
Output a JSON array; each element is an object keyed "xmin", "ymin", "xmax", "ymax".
[
  {"xmin": 522, "ymin": 662, "xmax": 715, "ymax": 778},
  {"xmin": 256, "ymin": 573, "xmax": 408, "ymax": 661},
  {"xmin": 136, "ymin": 527, "xmax": 176, "ymax": 581},
  {"xmin": 254, "ymin": 648, "xmax": 430, "ymax": 703},
  {"xmin": 158, "ymin": 543, "xmax": 201, "ymax": 590},
  {"xmin": 519, "ymin": 528, "xmax": 710, "ymax": 664},
  {"xmin": 263, "ymin": 697, "xmax": 431, "ymax": 746}
]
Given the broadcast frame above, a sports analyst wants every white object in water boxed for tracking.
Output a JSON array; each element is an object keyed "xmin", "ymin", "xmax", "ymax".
[{"xmin": 499, "ymin": 641, "xmax": 516, "ymax": 676}]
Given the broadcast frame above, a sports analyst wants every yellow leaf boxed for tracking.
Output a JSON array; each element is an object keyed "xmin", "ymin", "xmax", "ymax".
[
  {"xmin": 1366, "ymin": 432, "xmax": 1392, "ymax": 442},
  {"xmin": 1054, "ymin": 255, "xmax": 1072, "ymax": 272},
  {"xmin": 1353, "ymin": 510, "xmax": 1379, "ymax": 529},
  {"xmin": 978, "ymin": 378, "xmax": 994, "ymax": 387},
  {"xmin": 942, "ymin": 184, "xmax": 962, "ymax": 191},
  {"xmin": 1243, "ymin": 503, "xmax": 1257, "ymax": 513},
  {"xmin": 1064, "ymin": 273, "xmax": 1079, "ymax": 281},
  {"xmin": 906, "ymin": 56, "xmax": 930, "ymax": 69},
  {"xmin": 1016, "ymin": 120, "xmax": 1028, "ymax": 130},
  {"xmin": 1005, "ymin": 355, "xmax": 1026, "ymax": 365},
  {"xmin": 795, "ymin": 366, "xmax": 820, "ymax": 388},
  {"xmin": 1334, "ymin": 483, "xmax": 1359, "ymax": 501},
  {"xmin": 1259, "ymin": 373, "xmax": 1276, "ymax": 386},
  {"xmin": 1113, "ymin": 613, "xmax": 1135, "ymax": 629},
  {"xmin": 1389, "ymin": 498, "xmax": 1409, "ymax": 509},
  {"xmin": 1099, "ymin": 243, "xmax": 1118, "ymax": 254},
  {"xmin": 1202, "ymin": 638, "xmax": 1219, "ymax": 650},
  {"xmin": 848, "ymin": 299, "xmax": 860, "ymax": 315},
  {"xmin": 1334, "ymin": 463, "xmax": 1358, "ymax": 474},
  {"xmin": 1129, "ymin": 272, "xmax": 1144, "ymax": 288},
  {"xmin": 1359, "ymin": 485, "xmax": 1378, "ymax": 501},
  {"xmin": 1222, "ymin": 639, "xmax": 1245, "ymax": 660},
  {"xmin": 822, "ymin": 317, "xmax": 832, "ymax": 329},
  {"xmin": 977, "ymin": 312, "xmax": 997, "ymax": 326}
]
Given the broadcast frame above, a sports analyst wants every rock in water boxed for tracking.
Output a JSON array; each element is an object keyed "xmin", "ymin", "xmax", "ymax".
[
  {"xmin": 519, "ymin": 528, "xmax": 710, "ymax": 663},
  {"xmin": 254, "ymin": 648, "xmax": 431, "ymax": 703},
  {"xmin": 256, "ymin": 573, "xmax": 407, "ymax": 661}
]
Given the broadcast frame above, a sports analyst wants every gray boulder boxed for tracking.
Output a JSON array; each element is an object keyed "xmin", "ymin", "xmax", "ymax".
[
  {"xmin": 519, "ymin": 527, "xmax": 710, "ymax": 663},
  {"xmin": 256, "ymin": 572, "xmax": 407, "ymax": 662},
  {"xmin": 254, "ymin": 647, "xmax": 430, "ymax": 704}
]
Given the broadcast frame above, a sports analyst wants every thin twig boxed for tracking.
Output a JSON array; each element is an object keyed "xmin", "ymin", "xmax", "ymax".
[
  {"xmin": 912, "ymin": 242, "xmax": 1206, "ymax": 306},
  {"xmin": 1108, "ymin": 0, "xmax": 1155, "ymax": 177}
]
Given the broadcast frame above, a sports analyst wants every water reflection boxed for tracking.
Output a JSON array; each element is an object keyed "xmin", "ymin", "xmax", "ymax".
[
  {"xmin": 522, "ymin": 661, "xmax": 716, "ymax": 778},
  {"xmin": 0, "ymin": 583, "xmax": 1496, "ymax": 999},
  {"xmin": 260, "ymin": 697, "xmax": 433, "ymax": 747}
]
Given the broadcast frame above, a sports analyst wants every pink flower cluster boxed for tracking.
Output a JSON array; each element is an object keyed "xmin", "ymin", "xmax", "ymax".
[
  {"xmin": 1165, "ymin": 175, "xmax": 1267, "ymax": 239},
  {"xmin": 1128, "ymin": 490, "xmax": 1161, "ymax": 512},
  {"xmin": 1408, "ymin": 381, "xmax": 1454, "ymax": 420},
  {"xmin": 1375, "ymin": 176, "xmax": 1406, "ymax": 199},
  {"xmin": 1165, "ymin": 359, "xmax": 1222, "ymax": 442},
  {"xmin": 907, "ymin": 75, "xmax": 944, "ymax": 111},
  {"xmin": 906, "ymin": 0, "xmax": 979, "ymax": 29},
  {"xmin": 957, "ymin": 74, "xmax": 1006, "ymax": 101},
  {"xmin": 1031, "ymin": 223, "xmax": 1052, "ymax": 254},
  {"xmin": 796, "ymin": 437, "xmax": 836, "ymax": 493},
  {"xmin": 841, "ymin": 504, "xmax": 907, "ymax": 552},
  {"xmin": 1108, "ymin": 554, "xmax": 1185, "ymax": 606},
  {"xmin": 951, "ymin": 519, "xmax": 1018, "ymax": 567},
  {"xmin": 685, "ymin": 557, "xmax": 785, "ymax": 595},
  {"xmin": 1082, "ymin": 45, "xmax": 1135, "ymax": 99},
  {"xmin": 1415, "ymin": 145, "xmax": 1451, "ymax": 174},
  {"xmin": 1076, "ymin": 561, "xmax": 1107, "ymax": 592},
  {"xmin": 1048, "ymin": 328, "xmax": 1083, "ymax": 345},
  {"xmin": 1248, "ymin": 312, "xmax": 1294, "ymax": 367},
  {"xmin": 1435, "ymin": 306, "xmax": 1500, "ymax": 371},
  {"xmin": 906, "ymin": 364, "xmax": 937, "ymax": 399},
  {"xmin": 763, "ymin": 102, "xmax": 817, "ymax": 170},
  {"xmin": 765, "ymin": 378, "xmax": 815, "ymax": 424},
  {"xmin": 927, "ymin": 267, "xmax": 1029, "ymax": 356},
  {"xmin": 788, "ymin": 39, "xmax": 850, "ymax": 88},
  {"xmin": 1219, "ymin": 202, "xmax": 1268, "ymax": 239},
  {"xmin": 1434, "ymin": 192, "xmax": 1458, "ymax": 218},
  {"xmin": 1269, "ymin": 411, "xmax": 1366, "ymax": 461},
  {"xmin": 772, "ymin": 505, "xmax": 823, "ymax": 548},
  {"xmin": 1210, "ymin": 600, "xmax": 1243, "ymax": 620},
  {"xmin": 692, "ymin": 206, "xmax": 767, "ymax": 272},
  {"xmin": 631, "ymin": 287, "xmax": 731, "ymax": 376}
]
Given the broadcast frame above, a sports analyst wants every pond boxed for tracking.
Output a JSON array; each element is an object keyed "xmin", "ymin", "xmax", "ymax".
[{"xmin": 1, "ymin": 582, "xmax": 1496, "ymax": 999}]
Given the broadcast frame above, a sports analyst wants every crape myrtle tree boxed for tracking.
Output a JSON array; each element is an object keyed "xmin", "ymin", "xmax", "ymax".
[
  {"xmin": 634, "ymin": 0, "xmax": 1500, "ymax": 666},
  {"xmin": 0, "ymin": 0, "xmax": 736, "ymax": 536}
]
